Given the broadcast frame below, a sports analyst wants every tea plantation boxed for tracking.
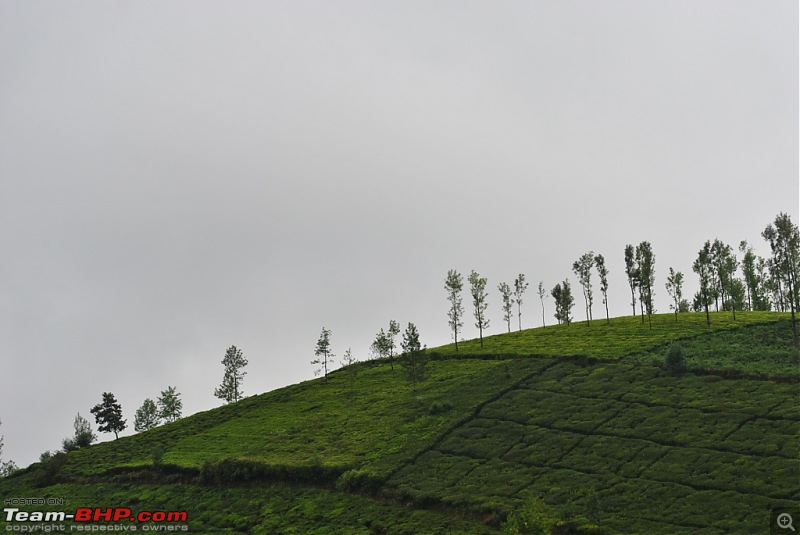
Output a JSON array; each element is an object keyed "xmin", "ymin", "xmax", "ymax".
[{"xmin": 1, "ymin": 312, "xmax": 797, "ymax": 534}]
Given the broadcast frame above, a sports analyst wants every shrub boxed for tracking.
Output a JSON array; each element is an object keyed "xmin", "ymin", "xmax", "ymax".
[
  {"xmin": 664, "ymin": 342, "xmax": 686, "ymax": 374},
  {"xmin": 501, "ymin": 497, "xmax": 559, "ymax": 534},
  {"xmin": 427, "ymin": 401, "xmax": 454, "ymax": 415},
  {"xmin": 35, "ymin": 452, "xmax": 67, "ymax": 487}
]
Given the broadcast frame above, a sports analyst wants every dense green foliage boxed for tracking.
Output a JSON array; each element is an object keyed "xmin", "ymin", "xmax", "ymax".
[{"xmin": 1, "ymin": 312, "xmax": 796, "ymax": 534}]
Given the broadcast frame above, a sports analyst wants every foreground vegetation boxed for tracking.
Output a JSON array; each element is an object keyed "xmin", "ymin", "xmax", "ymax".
[{"xmin": 1, "ymin": 312, "xmax": 797, "ymax": 534}]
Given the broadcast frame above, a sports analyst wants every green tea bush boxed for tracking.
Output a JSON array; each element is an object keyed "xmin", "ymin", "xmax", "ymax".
[{"xmin": 664, "ymin": 342, "xmax": 686, "ymax": 374}]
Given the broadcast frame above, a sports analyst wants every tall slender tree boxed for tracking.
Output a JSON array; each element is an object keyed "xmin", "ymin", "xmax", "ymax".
[
  {"xmin": 723, "ymin": 245, "xmax": 739, "ymax": 320},
  {"xmin": 537, "ymin": 281, "xmax": 547, "ymax": 328},
  {"xmin": 498, "ymin": 281, "xmax": 513, "ymax": 333},
  {"xmin": 710, "ymin": 239, "xmax": 738, "ymax": 318},
  {"xmin": 340, "ymin": 348, "xmax": 359, "ymax": 397},
  {"xmin": 665, "ymin": 267, "xmax": 684, "ymax": 322},
  {"xmin": 444, "ymin": 270, "xmax": 465, "ymax": 351},
  {"xmin": 371, "ymin": 320, "xmax": 400, "ymax": 370},
  {"xmin": 755, "ymin": 255, "xmax": 773, "ymax": 311},
  {"xmin": 513, "ymin": 274, "xmax": 529, "ymax": 331},
  {"xmin": 762, "ymin": 212, "xmax": 800, "ymax": 344},
  {"xmin": 572, "ymin": 251, "xmax": 595, "ymax": 325},
  {"xmin": 400, "ymin": 323, "xmax": 426, "ymax": 392},
  {"xmin": 624, "ymin": 245, "xmax": 638, "ymax": 316},
  {"xmin": 371, "ymin": 328, "xmax": 390, "ymax": 363},
  {"xmin": 311, "ymin": 328, "xmax": 334, "ymax": 382},
  {"xmin": 635, "ymin": 241, "xmax": 656, "ymax": 328},
  {"xmin": 693, "ymin": 241, "xmax": 714, "ymax": 326},
  {"xmin": 469, "ymin": 270, "xmax": 490, "ymax": 347},
  {"xmin": 739, "ymin": 241, "xmax": 770, "ymax": 311},
  {"xmin": 766, "ymin": 257, "xmax": 786, "ymax": 311},
  {"xmin": 215, "ymin": 345, "xmax": 248, "ymax": 402},
  {"xmin": 594, "ymin": 254, "xmax": 610, "ymax": 324},
  {"xmin": 387, "ymin": 320, "xmax": 400, "ymax": 365}
]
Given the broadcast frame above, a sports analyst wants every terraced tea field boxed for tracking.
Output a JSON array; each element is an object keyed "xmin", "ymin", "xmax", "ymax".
[{"xmin": 389, "ymin": 358, "xmax": 798, "ymax": 534}]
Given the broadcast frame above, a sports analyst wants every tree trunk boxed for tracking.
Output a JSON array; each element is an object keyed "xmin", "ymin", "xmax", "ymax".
[
  {"xmin": 630, "ymin": 285, "xmax": 636, "ymax": 316},
  {"xmin": 787, "ymin": 269, "xmax": 798, "ymax": 346},
  {"xmin": 584, "ymin": 291, "xmax": 590, "ymax": 326}
]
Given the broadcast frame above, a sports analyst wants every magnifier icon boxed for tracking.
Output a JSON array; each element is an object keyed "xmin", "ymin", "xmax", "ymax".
[{"xmin": 778, "ymin": 513, "xmax": 795, "ymax": 531}]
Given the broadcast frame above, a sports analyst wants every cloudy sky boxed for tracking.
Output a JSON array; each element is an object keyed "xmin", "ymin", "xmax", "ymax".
[{"xmin": 0, "ymin": 1, "xmax": 797, "ymax": 467}]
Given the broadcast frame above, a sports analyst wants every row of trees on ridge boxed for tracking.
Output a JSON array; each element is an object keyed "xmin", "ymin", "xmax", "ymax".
[{"xmin": 443, "ymin": 212, "xmax": 799, "ymax": 345}]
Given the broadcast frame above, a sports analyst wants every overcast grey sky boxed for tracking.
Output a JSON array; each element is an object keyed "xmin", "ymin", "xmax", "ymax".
[{"xmin": 0, "ymin": 1, "xmax": 797, "ymax": 467}]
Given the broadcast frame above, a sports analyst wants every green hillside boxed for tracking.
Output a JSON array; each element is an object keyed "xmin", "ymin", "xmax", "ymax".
[{"xmin": 1, "ymin": 311, "xmax": 797, "ymax": 534}]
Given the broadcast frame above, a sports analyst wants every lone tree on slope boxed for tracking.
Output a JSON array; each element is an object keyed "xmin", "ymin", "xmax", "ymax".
[
  {"xmin": 311, "ymin": 328, "xmax": 334, "ymax": 382},
  {"xmin": 90, "ymin": 392, "xmax": 127, "ymax": 439},
  {"xmin": 215, "ymin": 345, "xmax": 248, "ymax": 403}
]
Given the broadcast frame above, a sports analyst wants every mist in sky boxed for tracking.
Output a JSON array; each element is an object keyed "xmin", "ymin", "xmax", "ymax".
[{"xmin": 0, "ymin": 1, "xmax": 797, "ymax": 467}]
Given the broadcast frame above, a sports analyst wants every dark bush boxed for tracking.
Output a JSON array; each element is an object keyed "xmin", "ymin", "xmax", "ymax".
[
  {"xmin": 427, "ymin": 400, "xmax": 454, "ymax": 415},
  {"xmin": 664, "ymin": 342, "xmax": 686, "ymax": 374},
  {"xmin": 35, "ymin": 452, "xmax": 67, "ymax": 487}
]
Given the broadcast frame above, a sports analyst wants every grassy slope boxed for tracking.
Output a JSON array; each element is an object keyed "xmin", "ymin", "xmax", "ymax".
[{"xmin": 1, "ymin": 311, "xmax": 797, "ymax": 534}]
